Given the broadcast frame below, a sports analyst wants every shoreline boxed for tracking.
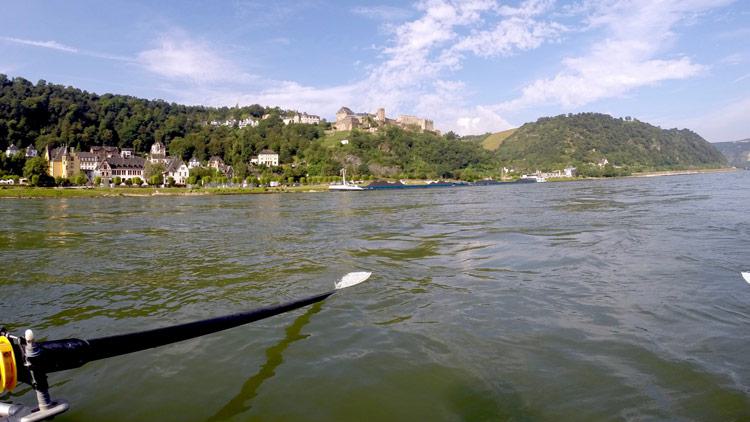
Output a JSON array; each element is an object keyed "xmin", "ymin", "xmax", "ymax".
[
  {"xmin": 0, "ymin": 167, "xmax": 738, "ymax": 198},
  {"xmin": 627, "ymin": 167, "xmax": 736, "ymax": 178},
  {"xmin": 0, "ymin": 184, "xmax": 332, "ymax": 199}
]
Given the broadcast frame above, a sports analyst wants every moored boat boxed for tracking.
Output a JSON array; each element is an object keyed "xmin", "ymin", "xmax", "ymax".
[
  {"xmin": 519, "ymin": 174, "xmax": 547, "ymax": 183},
  {"xmin": 329, "ymin": 169, "xmax": 365, "ymax": 191}
]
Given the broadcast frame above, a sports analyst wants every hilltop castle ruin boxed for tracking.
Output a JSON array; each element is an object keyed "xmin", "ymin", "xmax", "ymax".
[{"xmin": 334, "ymin": 107, "xmax": 436, "ymax": 133}]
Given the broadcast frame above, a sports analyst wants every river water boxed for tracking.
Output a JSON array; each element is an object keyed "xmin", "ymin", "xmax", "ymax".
[{"xmin": 1, "ymin": 171, "xmax": 750, "ymax": 421}]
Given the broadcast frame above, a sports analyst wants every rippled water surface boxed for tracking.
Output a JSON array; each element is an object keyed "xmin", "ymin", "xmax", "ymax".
[{"xmin": 2, "ymin": 172, "xmax": 750, "ymax": 421}]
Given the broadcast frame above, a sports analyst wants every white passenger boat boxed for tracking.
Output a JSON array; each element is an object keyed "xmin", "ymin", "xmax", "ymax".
[{"xmin": 520, "ymin": 174, "xmax": 547, "ymax": 183}]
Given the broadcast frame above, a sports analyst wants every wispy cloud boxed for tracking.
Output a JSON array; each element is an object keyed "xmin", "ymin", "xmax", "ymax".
[
  {"xmin": 0, "ymin": 35, "xmax": 132, "ymax": 61},
  {"xmin": 1, "ymin": 36, "xmax": 79, "ymax": 53},
  {"xmin": 721, "ymin": 53, "xmax": 745, "ymax": 65},
  {"xmin": 233, "ymin": 0, "xmax": 321, "ymax": 27},
  {"xmin": 734, "ymin": 73, "xmax": 750, "ymax": 83},
  {"xmin": 137, "ymin": 31, "xmax": 253, "ymax": 83},
  {"xmin": 351, "ymin": 5, "xmax": 414, "ymax": 21}
]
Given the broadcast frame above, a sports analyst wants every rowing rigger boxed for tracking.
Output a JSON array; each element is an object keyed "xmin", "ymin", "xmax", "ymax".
[{"xmin": 0, "ymin": 271, "xmax": 372, "ymax": 422}]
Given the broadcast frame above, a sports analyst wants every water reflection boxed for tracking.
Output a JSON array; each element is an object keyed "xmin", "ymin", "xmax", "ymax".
[{"xmin": 205, "ymin": 302, "xmax": 323, "ymax": 421}]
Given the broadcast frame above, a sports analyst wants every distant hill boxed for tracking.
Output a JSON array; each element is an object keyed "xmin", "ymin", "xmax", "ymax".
[
  {"xmin": 713, "ymin": 139, "xmax": 750, "ymax": 169},
  {"xmin": 495, "ymin": 113, "xmax": 727, "ymax": 172}
]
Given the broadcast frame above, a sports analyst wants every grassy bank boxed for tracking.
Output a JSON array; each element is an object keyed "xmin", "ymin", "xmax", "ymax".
[{"xmin": 0, "ymin": 184, "xmax": 332, "ymax": 198}]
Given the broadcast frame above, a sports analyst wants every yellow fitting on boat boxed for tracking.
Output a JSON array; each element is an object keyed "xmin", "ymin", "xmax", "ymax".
[{"xmin": 0, "ymin": 336, "xmax": 17, "ymax": 393}]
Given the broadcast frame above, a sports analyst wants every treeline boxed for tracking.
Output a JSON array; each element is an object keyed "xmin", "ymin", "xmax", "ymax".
[
  {"xmin": 496, "ymin": 113, "xmax": 727, "ymax": 172},
  {"xmin": 0, "ymin": 75, "xmax": 498, "ymax": 180},
  {"xmin": 0, "ymin": 74, "xmax": 294, "ymax": 155}
]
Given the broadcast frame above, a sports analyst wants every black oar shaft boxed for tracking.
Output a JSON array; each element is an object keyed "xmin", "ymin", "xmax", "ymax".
[{"xmin": 37, "ymin": 291, "xmax": 334, "ymax": 373}]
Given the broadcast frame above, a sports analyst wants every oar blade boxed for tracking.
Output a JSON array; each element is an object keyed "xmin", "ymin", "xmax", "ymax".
[
  {"xmin": 335, "ymin": 272, "xmax": 372, "ymax": 290},
  {"xmin": 742, "ymin": 272, "xmax": 750, "ymax": 284}
]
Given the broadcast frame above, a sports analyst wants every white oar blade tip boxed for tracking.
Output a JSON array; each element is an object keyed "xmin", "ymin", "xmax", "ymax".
[
  {"xmin": 335, "ymin": 271, "xmax": 372, "ymax": 290},
  {"xmin": 742, "ymin": 272, "xmax": 750, "ymax": 284}
]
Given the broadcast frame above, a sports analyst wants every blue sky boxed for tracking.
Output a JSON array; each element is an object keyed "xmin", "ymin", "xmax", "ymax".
[{"xmin": 1, "ymin": 0, "xmax": 749, "ymax": 141}]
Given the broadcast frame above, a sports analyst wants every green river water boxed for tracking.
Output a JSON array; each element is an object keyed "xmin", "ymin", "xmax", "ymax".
[{"xmin": 2, "ymin": 171, "xmax": 750, "ymax": 421}]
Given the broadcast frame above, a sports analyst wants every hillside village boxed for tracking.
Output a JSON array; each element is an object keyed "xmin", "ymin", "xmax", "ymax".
[
  {"xmin": 26, "ymin": 141, "xmax": 281, "ymax": 186},
  {"xmin": 1, "ymin": 103, "xmax": 446, "ymax": 187}
]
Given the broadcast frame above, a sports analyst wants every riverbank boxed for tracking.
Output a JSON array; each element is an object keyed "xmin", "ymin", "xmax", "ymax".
[
  {"xmin": 628, "ymin": 167, "xmax": 737, "ymax": 178},
  {"xmin": 0, "ymin": 184, "xmax": 332, "ymax": 198}
]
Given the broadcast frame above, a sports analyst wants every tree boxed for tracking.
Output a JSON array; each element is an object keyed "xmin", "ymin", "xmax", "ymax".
[
  {"xmin": 22, "ymin": 159, "xmax": 54, "ymax": 186},
  {"xmin": 124, "ymin": 178, "xmax": 133, "ymax": 186},
  {"xmin": 131, "ymin": 177, "xmax": 142, "ymax": 186},
  {"xmin": 93, "ymin": 176, "xmax": 102, "ymax": 186},
  {"xmin": 23, "ymin": 157, "xmax": 48, "ymax": 179},
  {"xmin": 73, "ymin": 173, "xmax": 88, "ymax": 186},
  {"xmin": 167, "ymin": 176, "xmax": 175, "ymax": 187},
  {"xmin": 144, "ymin": 162, "xmax": 165, "ymax": 181},
  {"xmin": 112, "ymin": 176, "xmax": 122, "ymax": 185}
]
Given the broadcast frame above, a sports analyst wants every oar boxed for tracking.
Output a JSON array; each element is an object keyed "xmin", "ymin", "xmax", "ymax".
[
  {"xmin": 742, "ymin": 272, "xmax": 750, "ymax": 284},
  {"xmin": 2, "ymin": 272, "xmax": 371, "ymax": 422},
  {"xmin": 31, "ymin": 271, "xmax": 372, "ymax": 375}
]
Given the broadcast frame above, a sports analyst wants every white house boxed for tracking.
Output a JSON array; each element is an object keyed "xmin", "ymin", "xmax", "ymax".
[
  {"xmin": 188, "ymin": 157, "xmax": 201, "ymax": 169},
  {"xmin": 5, "ymin": 144, "xmax": 19, "ymax": 156},
  {"xmin": 165, "ymin": 158, "xmax": 190, "ymax": 185},
  {"xmin": 238, "ymin": 117, "xmax": 258, "ymax": 128},
  {"xmin": 25, "ymin": 145, "xmax": 38, "ymax": 157},
  {"xmin": 564, "ymin": 167, "xmax": 577, "ymax": 177},
  {"xmin": 299, "ymin": 113, "xmax": 320, "ymax": 124},
  {"xmin": 149, "ymin": 141, "xmax": 168, "ymax": 164},
  {"xmin": 77, "ymin": 152, "xmax": 100, "ymax": 178},
  {"xmin": 251, "ymin": 149, "xmax": 279, "ymax": 167},
  {"xmin": 282, "ymin": 112, "xmax": 321, "ymax": 125}
]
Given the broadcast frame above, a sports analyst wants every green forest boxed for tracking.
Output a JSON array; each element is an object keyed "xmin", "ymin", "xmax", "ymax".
[{"xmin": 0, "ymin": 75, "xmax": 729, "ymax": 182}]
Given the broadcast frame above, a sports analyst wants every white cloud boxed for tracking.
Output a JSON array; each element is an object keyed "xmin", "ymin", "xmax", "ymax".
[
  {"xmin": 137, "ymin": 31, "xmax": 249, "ymax": 83},
  {"xmin": 495, "ymin": 0, "xmax": 723, "ymax": 113},
  {"xmin": 1, "ymin": 36, "xmax": 79, "ymax": 53},
  {"xmin": 455, "ymin": 106, "xmax": 514, "ymax": 134},
  {"xmin": 358, "ymin": 0, "xmax": 562, "ymax": 132}
]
